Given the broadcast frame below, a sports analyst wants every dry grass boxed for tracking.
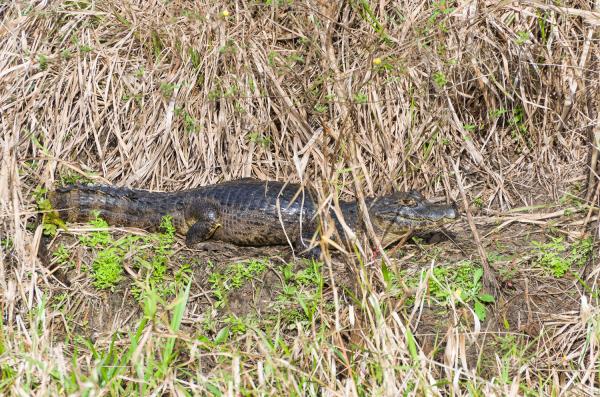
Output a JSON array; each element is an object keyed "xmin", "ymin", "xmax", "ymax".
[{"xmin": 1, "ymin": 0, "xmax": 600, "ymax": 395}]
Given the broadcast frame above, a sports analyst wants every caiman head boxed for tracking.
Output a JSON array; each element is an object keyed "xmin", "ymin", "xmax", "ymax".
[{"xmin": 366, "ymin": 190, "xmax": 459, "ymax": 246}]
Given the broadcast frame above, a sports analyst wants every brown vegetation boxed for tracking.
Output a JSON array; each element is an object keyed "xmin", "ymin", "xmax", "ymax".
[{"xmin": 1, "ymin": 0, "xmax": 599, "ymax": 395}]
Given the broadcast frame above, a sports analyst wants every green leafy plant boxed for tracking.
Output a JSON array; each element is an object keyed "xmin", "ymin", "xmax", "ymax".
[
  {"xmin": 79, "ymin": 212, "xmax": 112, "ymax": 247},
  {"xmin": 77, "ymin": 214, "xmax": 183, "ymax": 292},
  {"xmin": 159, "ymin": 82, "xmax": 177, "ymax": 98},
  {"xmin": 131, "ymin": 216, "xmax": 186, "ymax": 299},
  {"xmin": 489, "ymin": 107, "xmax": 507, "ymax": 118},
  {"xmin": 207, "ymin": 259, "xmax": 269, "ymax": 308},
  {"xmin": 35, "ymin": 187, "xmax": 67, "ymax": 237},
  {"xmin": 37, "ymin": 55, "xmax": 48, "ymax": 70},
  {"xmin": 354, "ymin": 92, "xmax": 368, "ymax": 104},
  {"xmin": 122, "ymin": 92, "xmax": 143, "ymax": 105},
  {"xmin": 150, "ymin": 30, "xmax": 163, "ymax": 59},
  {"xmin": 1, "ymin": 237, "xmax": 13, "ymax": 250},
  {"xmin": 515, "ymin": 31, "xmax": 530, "ymax": 45},
  {"xmin": 52, "ymin": 244, "xmax": 75, "ymax": 269},
  {"xmin": 247, "ymin": 132, "xmax": 272, "ymax": 148},
  {"xmin": 79, "ymin": 44, "xmax": 93, "ymax": 53},
  {"xmin": 532, "ymin": 237, "xmax": 593, "ymax": 277},
  {"xmin": 433, "ymin": 71, "xmax": 447, "ymax": 87},
  {"xmin": 273, "ymin": 261, "xmax": 324, "ymax": 323},
  {"xmin": 313, "ymin": 103, "xmax": 328, "ymax": 113},
  {"xmin": 472, "ymin": 196, "xmax": 484, "ymax": 209},
  {"xmin": 463, "ymin": 124, "xmax": 476, "ymax": 132},
  {"xmin": 91, "ymin": 247, "xmax": 124, "ymax": 290},
  {"xmin": 428, "ymin": 262, "xmax": 495, "ymax": 321},
  {"xmin": 60, "ymin": 49, "xmax": 72, "ymax": 60},
  {"xmin": 58, "ymin": 171, "xmax": 94, "ymax": 186},
  {"xmin": 134, "ymin": 67, "xmax": 145, "ymax": 78},
  {"xmin": 509, "ymin": 107, "xmax": 529, "ymax": 143}
]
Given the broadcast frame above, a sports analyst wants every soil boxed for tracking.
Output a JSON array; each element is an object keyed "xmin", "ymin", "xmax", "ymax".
[{"xmin": 42, "ymin": 208, "xmax": 595, "ymax": 370}]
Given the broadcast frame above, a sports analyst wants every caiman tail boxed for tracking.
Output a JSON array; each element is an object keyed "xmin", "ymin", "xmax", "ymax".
[{"xmin": 48, "ymin": 184, "xmax": 187, "ymax": 231}]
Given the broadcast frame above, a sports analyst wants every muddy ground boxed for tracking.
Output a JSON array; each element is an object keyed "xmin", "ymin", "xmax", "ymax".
[{"xmin": 38, "ymin": 202, "xmax": 595, "ymax": 376}]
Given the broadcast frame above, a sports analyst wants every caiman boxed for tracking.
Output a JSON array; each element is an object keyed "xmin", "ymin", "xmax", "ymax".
[{"xmin": 49, "ymin": 178, "xmax": 459, "ymax": 256}]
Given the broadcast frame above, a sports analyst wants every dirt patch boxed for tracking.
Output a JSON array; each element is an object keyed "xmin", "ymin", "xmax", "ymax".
[
  {"xmin": 397, "ymin": 213, "xmax": 594, "ymax": 372},
  {"xmin": 44, "ymin": 237, "xmax": 358, "ymax": 338},
  {"xmin": 42, "ymin": 207, "xmax": 595, "ymax": 369}
]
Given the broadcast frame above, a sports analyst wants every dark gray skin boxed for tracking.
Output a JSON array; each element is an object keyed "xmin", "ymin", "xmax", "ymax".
[{"xmin": 49, "ymin": 178, "xmax": 459, "ymax": 256}]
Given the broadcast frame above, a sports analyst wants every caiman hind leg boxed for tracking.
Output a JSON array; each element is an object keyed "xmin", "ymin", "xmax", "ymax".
[{"xmin": 184, "ymin": 206, "xmax": 222, "ymax": 246}]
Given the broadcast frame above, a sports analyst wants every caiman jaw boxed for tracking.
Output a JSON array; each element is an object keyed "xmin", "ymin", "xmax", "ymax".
[{"xmin": 370, "ymin": 198, "xmax": 460, "ymax": 245}]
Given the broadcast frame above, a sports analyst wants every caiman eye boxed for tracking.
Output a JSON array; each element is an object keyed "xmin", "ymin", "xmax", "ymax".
[
  {"xmin": 397, "ymin": 196, "xmax": 418, "ymax": 207},
  {"xmin": 387, "ymin": 192, "xmax": 418, "ymax": 207}
]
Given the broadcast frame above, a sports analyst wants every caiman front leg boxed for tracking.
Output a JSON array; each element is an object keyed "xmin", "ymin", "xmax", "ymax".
[{"xmin": 184, "ymin": 205, "xmax": 221, "ymax": 246}]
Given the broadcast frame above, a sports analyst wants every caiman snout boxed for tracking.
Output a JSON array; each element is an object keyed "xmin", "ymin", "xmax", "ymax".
[
  {"xmin": 373, "ymin": 195, "xmax": 460, "ymax": 229},
  {"xmin": 395, "ymin": 201, "xmax": 459, "ymax": 223},
  {"xmin": 417, "ymin": 202, "xmax": 460, "ymax": 221}
]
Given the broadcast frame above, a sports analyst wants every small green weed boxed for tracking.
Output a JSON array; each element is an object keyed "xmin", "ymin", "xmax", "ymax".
[
  {"xmin": 78, "ymin": 213, "xmax": 129, "ymax": 290},
  {"xmin": 489, "ymin": 107, "xmax": 507, "ymax": 119},
  {"xmin": 354, "ymin": 92, "xmax": 368, "ymax": 104},
  {"xmin": 515, "ymin": 31, "xmax": 530, "ymax": 45},
  {"xmin": 532, "ymin": 237, "xmax": 593, "ymax": 277},
  {"xmin": 284, "ymin": 53, "xmax": 304, "ymax": 66},
  {"xmin": 113, "ymin": 10, "xmax": 131, "ymax": 27},
  {"xmin": 558, "ymin": 186, "xmax": 585, "ymax": 207},
  {"xmin": 122, "ymin": 92, "xmax": 143, "ymax": 105},
  {"xmin": 381, "ymin": 261, "xmax": 406, "ymax": 297},
  {"xmin": 1, "ymin": 237, "xmax": 13, "ymax": 250},
  {"xmin": 91, "ymin": 247, "xmax": 123, "ymax": 289},
  {"xmin": 76, "ymin": 214, "xmax": 183, "ymax": 292},
  {"xmin": 433, "ymin": 71, "xmax": 447, "ymax": 87},
  {"xmin": 79, "ymin": 44, "xmax": 93, "ymax": 53},
  {"xmin": 79, "ymin": 212, "xmax": 111, "ymax": 247},
  {"xmin": 37, "ymin": 55, "xmax": 48, "ymax": 70},
  {"xmin": 180, "ymin": 109, "xmax": 199, "ymax": 133},
  {"xmin": 150, "ymin": 30, "xmax": 163, "ymax": 59},
  {"xmin": 134, "ymin": 67, "xmax": 145, "ymax": 78},
  {"xmin": 275, "ymin": 261, "xmax": 324, "ymax": 323},
  {"xmin": 293, "ymin": 260, "xmax": 323, "ymax": 287},
  {"xmin": 35, "ymin": 187, "xmax": 67, "ymax": 237},
  {"xmin": 247, "ymin": 132, "xmax": 272, "ymax": 148},
  {"xmin": 52, "ymin": 244, "xmax": 75, "ymax": 269},
  {"xmin": 463, "ymin": 123, "xmax": 476, "ymax": 132},
  {"xmin": 509, "ymin": 107, "xmax": 529, "ymax": 145},
  {"xmin": 58, "ymin": 171, "xmax": 94, "ymax": 186},
  {"xmin": 426, "ymin": 1, "xmax": 454, "ymax": 34},
  {"xmin": 221, "ymin": 314, "xmax": 258, "ymax": 337},
  {"xmin": 472, "ymin": 196, "xmax": 484, "ymax": 209},
  {"xmin": 159, "ymin": 82, "xmax": 177, "ymax": 98},
  {"xmin": 425, "ymin": 261, "xmax": 495, "ymax": 321},
  {"xmin": 187, "ymin": 47, "xmax": 202, "ymax": 69},
  {"xmin": 207, "ymin": 259, "xmax": 269, "ymax": 308},
  {"xmin": 313, "ymin": 103, "xmax": 328, "ymax": 113},
  {"xmin": 131, "ymin": 216, "xmax": 189, "ymax": 300},
  {"xmin": 267, "ymin": 50, "xmax": 279, "ymax": 67}
]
